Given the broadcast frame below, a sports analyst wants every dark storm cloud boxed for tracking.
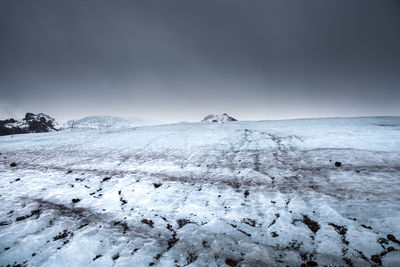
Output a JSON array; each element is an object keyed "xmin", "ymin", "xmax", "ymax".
[{"xmin": 0, "ymin": 0, "xmax": 399, "ymax": 122}]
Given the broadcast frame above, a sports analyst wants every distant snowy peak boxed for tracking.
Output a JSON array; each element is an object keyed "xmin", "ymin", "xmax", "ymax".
[
  {"xmin": 64, "ymin": 116, "xmax": 162, "ymax": 130},
  {"xmin": 0, "ymin": 112, "xmax": 59, "ymax": 136},
  {"xmin": 201, "ymin": 113, "xmax": 237, "ymax": 123}
]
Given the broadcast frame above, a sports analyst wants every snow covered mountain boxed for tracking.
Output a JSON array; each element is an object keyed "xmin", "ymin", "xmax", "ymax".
[
  {"xmin": 0, "ymin": 113, "xmax": 59, "ymax": 136},
  {"xmin": 63, "ymin": 116, "xmax": 162, "ymax": 130},
  {"xmin": 201, "ymin": 113, "xmax": 237, "ymax": 123},
  {"xmin": 1, "ymin": 116, "xmax": 400, "ymax": 266}
]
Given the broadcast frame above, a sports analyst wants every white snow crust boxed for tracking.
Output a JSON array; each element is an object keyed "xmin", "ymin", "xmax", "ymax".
[{"xmin": 1, "ymin": 116, "xmax": 400, "ymax": 266}]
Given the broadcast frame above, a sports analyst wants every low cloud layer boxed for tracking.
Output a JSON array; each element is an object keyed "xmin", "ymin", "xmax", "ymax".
[{"xmin": 1, "ymin": 0, "xmax": 399, "ymax": 122}]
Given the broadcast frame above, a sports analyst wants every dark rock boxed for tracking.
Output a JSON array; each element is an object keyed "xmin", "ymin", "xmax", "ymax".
[
  {"xmin": 10, "ymin": 162, "xmax": 17, "ymax": 167},
  {"xmin": 335, "ymin": 161, "xmax": 342, "ymax": 167},
  {"xmin": 78, "ymin": 223, "xmax": 89, "ymax": 229},
  {"xmin": 120, "ymin": 198, "xmax": 128, "ymax": 205},
  {"xmin": 53, "ymin": 230, "xmax": 70, "ymax": 241},
  {"xmin": 202, "ymin": 240, "xmax": 210, "ymax": 248},
  {"xmin": 0, "ymin": 113, "xmax": 58, "ymax": 136},
  {"xmin": 342, "ymin": 257, "xmax": 353, "ymax": 266},
  {"xmin": 112, "ymin": 253, "xmax": 120, "ymax": 261},
  {"xmin": 329, "ymin": 223, "xmax": 347, "ymax": 235},
  {"xmin": 93, "ymin": 254, "xmax": 102, "ymax": 261},
  {"xmin": 371, "ymin": 254, "xmax": 382, "ymax": 265},
  {"xmin": 113, "ymin": 221, "xmax": 129, "ymax": 233},
  {"xmin": 141, "ymin": 219, "xmax": 154, "ymax": 228},
  {"xmin": 302, "ymin": 215, "xmax": 320, "ymax": 233},
  {"xmin": 268, "ymin": 213, "xmax": 280, "ymax": 228},
  {"xmin": 102, "ymin": 177, "xmax": 111, "ymax": 182},
  {"xmin": 201, "ymin": 113, "xmax": 237, "ymax": 123},
  {"xmin": 177, "ymin": 219, "xmax": 192, "ymax": 229},
  {"xmin": 355, "ymin": 250, "xmax": 370, "ymax": 263},
  {"xmin": 237, "ymin": 228, "xmax": 251, "ymax": 237},
  {"xmin": 307, "ymin": 261, "xmax": 318, "ymax": 267},
  {"xmin": 25, "ymin": 113, "xmax": 34, "ymax": 120},
  {"xmin": 329, "ymin": 223, "xmax": 348, "ymax": 245},
  {"xmin": 225, "ymin": 258, "xmax": 242, "ymax": 266},
  {"xmin": 153, "ymin": 183, "xmax": 162, "ymax": 188},
  {"xmin": 387, "ymin": 234, "xmax": 400, "ymax": 245},
  {"xmin": 361, "ymin": 224, "xmax": 372, "ymax": 230},
  {"xmin": 166, "ymin": 224, "xmax": 174, "ymax": 232},
  {"xmin": 15, "ymin": 209, "xmax": 41, "ymax": 222},
  {"xmin": 186, "ymin": 252, "xmax": 198, "ymax": 264},
  {"xmin": 242, "ymin": 218, "xmax": 256, "ymax": 227},
  {"xmin": 378, "ymin": 237, "xmax": 389, "ymax": 246},
  {"xmin": 167, "ymin": 233, "xmax": 179, "ymax": 249}
]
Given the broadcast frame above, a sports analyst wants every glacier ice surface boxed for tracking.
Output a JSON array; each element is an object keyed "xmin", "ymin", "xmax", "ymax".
[{"xmin": 1, "ymin": 117, "xmax": 400, "ymax": 266}]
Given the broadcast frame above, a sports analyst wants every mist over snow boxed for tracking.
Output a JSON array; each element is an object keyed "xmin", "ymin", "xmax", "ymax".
[{"xmin": 63, "ymin": 116, "xmax": 163, "ymax": 130}]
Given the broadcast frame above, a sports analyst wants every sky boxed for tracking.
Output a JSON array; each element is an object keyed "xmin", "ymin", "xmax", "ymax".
[{"xmin": 0, "ymin": 0, "xmax": 399, "ymax": 123}]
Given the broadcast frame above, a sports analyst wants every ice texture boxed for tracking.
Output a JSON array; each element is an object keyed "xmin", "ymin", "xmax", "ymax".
[{"xmin": 1, "ymin": 116, "xmax": 400, "ymax": 266}]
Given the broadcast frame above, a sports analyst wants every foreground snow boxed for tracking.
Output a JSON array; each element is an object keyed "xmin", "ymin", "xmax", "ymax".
[{"xmin": 1, "ymin": 117, "xmax": 400, "ymax": 266}]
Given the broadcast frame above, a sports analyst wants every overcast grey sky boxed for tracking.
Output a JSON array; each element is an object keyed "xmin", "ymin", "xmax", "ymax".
[{"xmin": 1, "ymin": 0, "xmax": 399, "ymax": 122}]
